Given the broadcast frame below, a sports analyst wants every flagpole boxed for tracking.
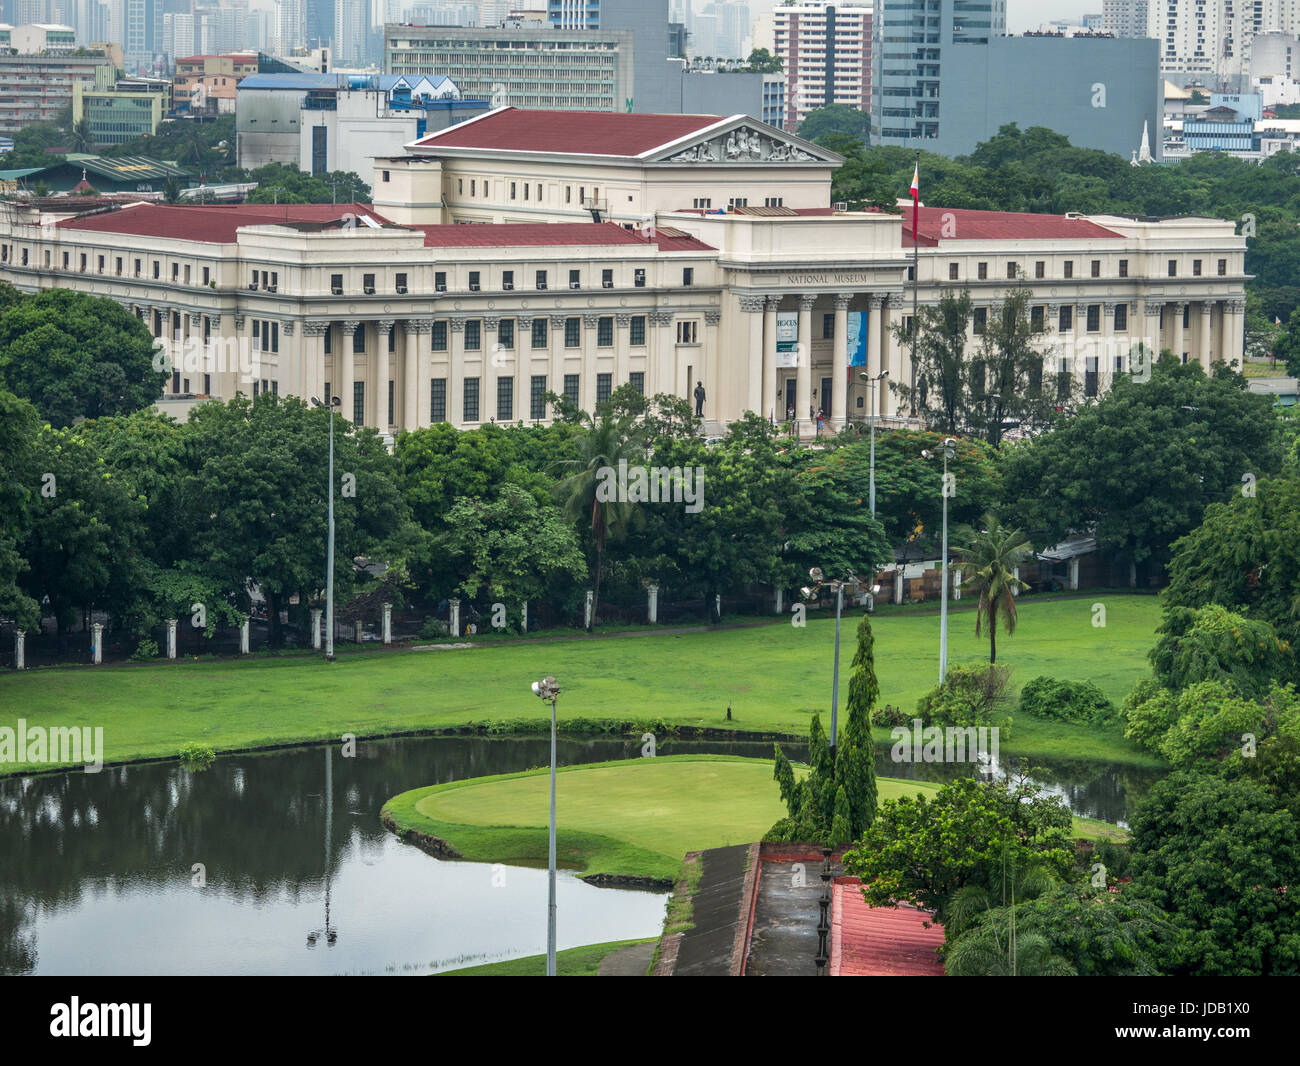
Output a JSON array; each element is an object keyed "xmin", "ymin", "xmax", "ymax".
[{"xmin": 911, "ymin": 150, "xmax": 920, "ymax": 419}]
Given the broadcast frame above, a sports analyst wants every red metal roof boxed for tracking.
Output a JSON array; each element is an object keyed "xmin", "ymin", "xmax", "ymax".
[
  {"xmin": 903, "ymin": 206, "xmax": 1122, "ymax": 246},
  {"xmin": 412, "ymin": 107, "xmax": 727, "ymax": 157},
  {"xmin": 418, "ymin": 221, "xmax": 714, "ymax": 251},
  {"xmin": 831, "ymin": 878, "xmax": 945, "ymax": 976},
  {"xmin": 56, "ymin": 203, "xmax": 389, "ymax": 244}
]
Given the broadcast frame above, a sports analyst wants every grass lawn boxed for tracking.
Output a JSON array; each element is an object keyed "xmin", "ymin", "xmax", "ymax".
[
  {"xmin": 436, "ymin": 938, "xmax": 656, "ymax": 976},
  {"xmin": 382, "ymin": 755, "xmax": 1126, "ymax": 883},
  {"xmin": 0, "ymin": 594, "xmax": 1164, "ymax": 775}
]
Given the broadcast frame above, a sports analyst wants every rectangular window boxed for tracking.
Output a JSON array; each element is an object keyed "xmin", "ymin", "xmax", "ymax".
[
  {"xmin": 1064, "ymin": 261, "xmax": 1074, "ymax": 279},
  {"xmin": 629, "ymin": 371, "xmax": 645, "ymax": 395},
  {"xmin": 430, "ymin": 378, "xmax": 447, "ymax": 422},
  {"xmin": 564, "ymin": 317, "xmax": 581, "ymax": 347},
  {"xmin": 363, "ymin": 273, "xmax": 375, "ymax": 294},
  {"xmin": 532, "ymin": 319, "xmax": 548, "ymax": 348},
  {"xmin": 1031, "ymin": 305, "xmax": 1044, "ymax": 330},
  {"xmin": 204, "ymin": 373, "xmax": 211, "ymax": 394},
  {"xmin": 471, "ymin": 179, "xmax": 476, "ymax": 196},
  {"xmin": 1218, "ymin": 258, "xmax": 1228, "ymax": 276},
  {"xmin": 353, "ymin": 382, "xmax": 365, "ymax": 426},
  {"xmin": 469, "ymin": 271, "xmax": 480, "ymax": 291},
  {"xmin": 822, "ymin": 313, "xmax": 835, "ymax": 338},
  {"xmin": 1035, "ymin": 261, "xmax": 1045, "ymax": 279},
  {"xmin": 1085, "ymin": 356, "xmax": 1099, "ymax": 398},
  {"xmin": 1006, "ymin": 262, "xmax": 1017, "ymax": 280},
  {"xmin": 432, "ymin": 321, "xmax": 448, "ymax": 351},
  {"xmin": 630, "ymin": 315, "xmax": 646, "ymax": 346},
  {"xmin": 1114, "ymin": 304, "xmax": 1128, "ymax": 330},
  {"xmin": 1087, "ymin": 304, "xmax": 1101, "ymax": 332},
  {"xmin": 172, "ymin": 370, "xmax": 181, "ymax": 393},
  {"xmin": 331, "ymin": 273, "xmax": 343, "ymax": 294},
  {"xmin": 536, "ymin": 270, "xmax": 548, "ymax": 291},
  {"xmin": 499, "ymin": 319, "xmax": 515, "ymax": 348},
  {"xmin": 1059, "ymin": 306, "xmax": 1073, "ymax": 332},
  {"xmin": 396, "ymin": 272, "xmax": 408, "ymax": 293},
  {"xmin": 202, "ymin": 266, "xmax": 210, "ymax": 285},
  {"xmin": 323, "ymin": 326, "xmax": 331, "ymax": 354},
  {"xmin": 502, "ymin": 270, "xmax": 514, "ymax": 290},
  {"xmin": 676, "ymin": 320, "xmax": 698, "ymax": 344},
  {"xmin": 948, "ymin": 262, "xmax": 959, "ymax": 280},
  {"xmin": 1119, "ymin": 259, "xmax": 1128, "ymax": 278},
  {"xmin": 1091, "ymin": 260, "xmax": 1101, "ymax": 278},
  {"xmin": 977, "ymin": 262, "xmax": 988, "ymax": 280},
  {"xmin": 523, "ymin": 183, "xmax": 529, "ymax": 201},
  {"xmin": 683, "ymin": 267, "xmax": 694, "ymax": 287},
  {"xmin": 693, "ymin": 197, "xmax": 711, "ymax": 209},
  {"xmin": 463, "ymin": 377, "xmax": 480, "ymax": 421},
  {"xmin": 114, "ymin": 256, "xmax": 122, "ymax": 275},
  {"xmin": 1193, "ymin": 259, "xmax": 1202, "ymax": 276},
  {"xmin": 602, "ymin": 268, "xmax": 613, "ymax": 288},
  {"xmin": 497, "ymin": 378, "xmax": 513, "ymax": 420},
  {"xmin": 352, "ymin": 326, "xmax": 366, "ymax": 354},
  {"xmin": 597, "ymin": 316, "xmax": 614, "ymax": 346},
  {"xmin": 153, "ymin": 260, "xmax": 160, "ymax": 279},
  {"xmin": 435, "ymin": 271, "xmax": 447, "ymax": 292},
  {"xmin": 510, "ymin": 182, "xmax": 517, "ymax": 200},
  {"xmin": 973, "ymin": 307, "xmax": 987, "ymax": 334},
  {"xmin": 634, "ymin": 268, "xmax": 646, "ymax": 288},
  {"xmin": 569, "ymin": 269, "xmax": 580, "ymax": 290},
  {"xmin": 1168, "ymin": 259, "xmax": 1177, "ymax": 277},
  {"xmin": 465, "ymin": 320, "xmax": 481, "ymax": 351},
  {"xmin": 530, "ymin": 375, "xmax": 547, "ymax": 419},
  {"xmin": 596, "ymin": 373, "xmax": 612, "ymax": 405},
  {"xmin": 563, "ymin": 374, "xmax": 580, "ymax": 406},
  {"xmin": 172, "ymin": 262, "xmax": 179, "ymax": 281},
  {"xmin": 97, "ymin": 256, "xmax": 104, "ymax": 273}
]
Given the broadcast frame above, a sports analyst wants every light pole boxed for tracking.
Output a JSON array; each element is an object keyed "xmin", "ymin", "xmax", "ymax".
[
  {"xmin": 800, "ymin": 569, "xmax": 877, "ymax": 760},
  {"xmin": 921, "ymin": 437, "xmax": 958, "ymax": 681},
  {"xmin": 311, "ymin": 395, "xmax": 342, "ymax": 661},
  {"xmin": 859, "ymin": 369, "xmax": 889, "ymax": 516},
  {"xmin": 531, "ymin": 675, "xmax": 560, "ymax": 976}
]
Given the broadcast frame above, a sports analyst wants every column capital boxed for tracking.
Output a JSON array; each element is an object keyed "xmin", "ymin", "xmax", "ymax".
[
  {"xmin": 376, "ymin": 318, "xmax": 395, "ymax": 332},
  {"xmin": 764, "ymin": 294, "xmax": 782, "ymax": 311},
  {"xmin": 483, "ymin": 316, "xmax": 499, "ymax": 330},
  {"xmin": 1172, "ymin": 301, "xmax": 1188, "ymax": 312},
  {"xmin": 518, "ymin": 315, "xmax": 533, "ymax": 329},
  {"xmin": 797, "ymin": 294, "xmax": 817, "ymax": 311},
  {"xmin": 402, "ymin": 318, "xmax": 433, "ymax": 334},
  {"xmin": 303, "ymin": 320, "xmax": 331, "ymax": 337},
  {"xmin": 188, "ymin": 311, "xmax": 202, "ymax": 327},
  {"xmin": 340, "ymin": 319, "xmax": 360, "ymax": 335},
  {"xmin": 862, "ymin": 293, "xmax": 879, "ymax": 309},
  {"xmin": 738, "ymin": 294, "xmax": 766, "ymax": 313},
  {"xmin": 1143, "ymin": 302, "xmax": 1162, "ymax": 317},
  {"xmin": 450, "ymin": 316, "xmax": 466, "ymax": 332},
  {"xmin": 281, "ymin": 320, "xmax": 295, "ymax": 336},
  {"xmin": 1102, "ymin": 302, "xmax": 1117, "ymax": 315},
  {"xmin": 649, "ymin": 310, "xmax": 674, "ymax": 326},
  {"xmin": 615, "ymin": 312, "xmax": 632, "ymax": 327},
  {"xmin": 1227, "ymin": 297, "xmax": 1247, "ymax": 313},
  {"xmin": 233, "ymin": 313, "xmax": 246, "ymax": 331},
  {"xmin": 583, "ymin": 313, "xmax": 601, "ymax": 328},
  {"xmin": 833, "ymin": 292, "xmax": 852, "ymax": 309},
  {"xmin": 549, "ymin": 313, "xmax": 567, "ymax": 328},
  {"xmin": 704, "ymin": 308, "xmax": 720, "ymax": 325}
]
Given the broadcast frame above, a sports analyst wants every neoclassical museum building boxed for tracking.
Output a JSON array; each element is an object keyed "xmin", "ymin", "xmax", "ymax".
[{"xmin": 0, "ymin": 107, "xmax": 1247, "ymax": 436}]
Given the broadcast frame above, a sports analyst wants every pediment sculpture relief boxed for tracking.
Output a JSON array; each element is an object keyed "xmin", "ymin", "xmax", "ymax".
[{"xmin": 667, "ymin": 129, "xmax": 819, "ymax": 163}]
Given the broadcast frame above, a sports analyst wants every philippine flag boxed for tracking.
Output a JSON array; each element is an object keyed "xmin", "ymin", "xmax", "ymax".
[{"xmin": 910, "ymin": 161, "xmax": 920, "ymax": 242}]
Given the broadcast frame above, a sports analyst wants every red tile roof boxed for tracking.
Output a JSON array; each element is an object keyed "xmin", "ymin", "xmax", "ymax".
[
  {"xmin": 56, "ymin": 203, "xmax": 389, "ymax": 244},
  {"xmin": 412, "ymin": 107, "xmax": 728, "ymax": 157},
  {"xmin": 831, "ymin": 878, "xmax": 945, "ymax": 976},
  {"xmin": 903, "ymin": 206, "xmax": 1122, "ymax": 246},
  {"xmin": 418, "ymin": 221, "xmax": 714, "ymax": 251}
]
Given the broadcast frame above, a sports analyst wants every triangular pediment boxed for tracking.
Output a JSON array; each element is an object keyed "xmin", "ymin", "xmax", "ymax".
[{"xmin": 646, "ymin": 119, "xmax": 842, "ymax": 166}]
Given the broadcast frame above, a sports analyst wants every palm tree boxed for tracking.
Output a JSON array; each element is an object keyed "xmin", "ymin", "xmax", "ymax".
[
  {"xmin": 555, "ymin": 412, "xmax": 642, "ymax": 630},
  {"xmin": 954, "ymin": 512, "xmax": 1031, "ymax": 663},
  {"xmin": 70, "ymin": 117, "xmax": 94, "ymax": 154}
]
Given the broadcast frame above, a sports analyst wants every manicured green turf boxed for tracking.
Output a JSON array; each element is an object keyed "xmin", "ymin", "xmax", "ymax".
[
  {"xmin": 383, "ymin": 755, "xmax": 1124, "ymax": 881},
  {"xmin": 0, "ymin": 594, "xmax": 1163, "ymax": 774},
  {"xmin": 436, "ymin": 938, "xmax": 656, "ymax": 976}
]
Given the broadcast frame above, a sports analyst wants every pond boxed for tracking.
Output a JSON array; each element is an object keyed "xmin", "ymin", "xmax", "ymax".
[{"xmin": 0, "ymin": 735, "xmax": 1161, "ymax": 975}]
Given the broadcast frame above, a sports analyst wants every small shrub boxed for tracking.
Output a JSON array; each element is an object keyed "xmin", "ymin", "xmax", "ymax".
[
  {"xmin": 129, "ymin": 638, "xmax": 159, "ymax": 662},
  {"xmin": 418, "ymin": 618, "xmax": 449, "ymax": 640},
  {"xmin": 871, "ymin": 704, "xmax": 908, "ymax": 727},
  {"xmin": 916, "ymin": 662, "xmax": 1013, "ymax": 728},
  {"xmin": 178, "ymin": 742, "xmax": 215, "ymax": 770},
  {"xmin": 1019, "ymin": 676, "xmax": 1117, "ymax": 724}
]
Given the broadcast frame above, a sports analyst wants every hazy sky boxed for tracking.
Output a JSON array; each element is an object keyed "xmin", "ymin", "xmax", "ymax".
[{"xmin": 1006, "ymin": 0, "xmax": 1094, "ymax": 33}]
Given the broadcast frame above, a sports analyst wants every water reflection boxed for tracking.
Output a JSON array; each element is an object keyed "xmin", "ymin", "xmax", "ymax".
[{"xmin": 0, "ymin": 734, "xmax": 1160, "ymax": 975}]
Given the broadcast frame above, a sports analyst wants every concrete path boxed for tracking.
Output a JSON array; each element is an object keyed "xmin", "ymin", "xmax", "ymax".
[{"xmin": 597, "ymin": 941, "xmax": 656, "ymax": 976}]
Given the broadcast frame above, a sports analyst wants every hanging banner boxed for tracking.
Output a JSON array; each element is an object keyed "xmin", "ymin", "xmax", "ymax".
[
  {"xmin": 847, "ymin": 311, "xmax": 868, "ymax": 367},
  {"xmin": 776, "ymin": 312, "xmax": 799, "ymax": 367}
]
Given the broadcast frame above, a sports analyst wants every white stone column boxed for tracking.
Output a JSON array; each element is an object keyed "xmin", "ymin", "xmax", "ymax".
[
  {"xmin": 832, "ymin": 292, "xmax": 850, "ymax": 431},
  {"xmin": 1199, "ymin": 302, "xmax": 1213, "ymax": 370},
  {"xmin": 894, "ymin": 569, "xmax": 904, "ymax": 605},
  {"xmin": 91, "ymin": 622, "xmax": 103, "ymax": 664},
  {"xmin": 402, "ymin": 319, "xmax": 420, "ymax": 430},
  {"xmin": 1226, "ymin": 298, "xmax": 1246, "ymax": 366},
  {"xmin": 1011, "ymin": 566, "xmax": 1020, "ymax": 597},
  {"xmin": 584, "ymin": 590, "xmax": 594, "ymax": 629},
  {"xmin": 382, "ymin": 602, "xmax": 392, "ymax": 644},
  {"xmin": 796, "ymin": 294, "xmax": 814, "ymax": 431},
  {"xmin": 647, "ymin": 583, "xmax": 659, "ymax": 624},
  {"xmin": 14, "ymin": 629, "xmax": 24, "ymax": 670},
  {"xmin": 311, "ymin": 608, "xmax": 322, "ymax": 649},
  {"xmin": 339, "ymin": 321, "xmax": 358, "ymax": 423},
  {"xmin": 303, "ymin": 321, "xmax": 330, "ymax": 408},
  {"xmin": 520, "ymin": 601, "xmax": 528, "ymax": 633},
  {"xmin": 166, "ymin": 618, "xmax": 178, "ymax": 659},
  {"xmin": 375, "ymin": 318, "xmax": 393, "ymax": 431},
  {"xmin": 1172, "ymin": 302, "xmax": 1186, "ymax": 363},
  {"xmin": 239, "ymin": 616, "xmax": 250, "ymax": 653},
  {"xmin": 1142, "ymin": 300, "xmax": 1162, "ymax": 369},
  {"xmin": 762, "ymin": 295, "xmax": 779, "ymax": 422},
  {"xmin": 1069, "ymin": 557, "xmax": 1080, "ymax": 591},
  {"xmin": 774, "ymin": 588, "xmax": 784, "ymax": 615},
  {"xmin": 865, "ymin": 295, "xmax": 883, "ymax": 416},
  {"xmin": 449, "ymin": 316, "xmax": 467, "ymax": 424},
  {"xmin": 449, "ymin": 597, "xmax": 461, "ymax": 638}
]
